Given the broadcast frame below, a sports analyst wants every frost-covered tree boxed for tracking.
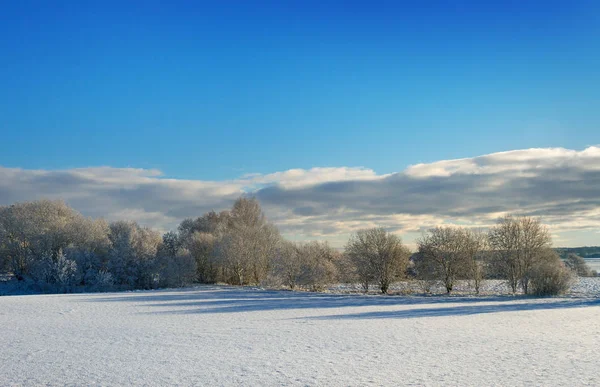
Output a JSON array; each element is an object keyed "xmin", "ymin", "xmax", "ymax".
[
  {"xmin": 176, "ymin": 210, "xmax": 230, "ymax": 283},
  {"xmin": 66, "ymin": 218, "xmax": 111, "ymax": 286},
  {"xmin": 216, "ymin": 197, "xmax": 280, "ymax": 285},
  {"xmin": 178, "ymin": 211, "xmax": 230, "ymax": 242},
  {"xmin": 107, "ymin": 221, "xmax": 162, "ymax": 289},
  {"xmin": 29, "ymin": 249, "xmax": 78, "ymax": 292},
  {"xmin": 160, "ymin": 231, "xmax": 180, "ymax": 257},
  {"xmin": 0, "ymin": 200, "xmax": 110, "ymax": 280},
  {"xmin": 154, "ymin": 231, "xmax": 198, "ymax": 287}
]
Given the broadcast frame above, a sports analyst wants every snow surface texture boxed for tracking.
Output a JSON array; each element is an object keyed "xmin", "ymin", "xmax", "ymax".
[
  {"xmin": 328, "ymin": 277, "xmax": 600, "ymax": 296},
  {"xmin": 2, "ymin": 284, "xmax": 600, "ymax": 386}
]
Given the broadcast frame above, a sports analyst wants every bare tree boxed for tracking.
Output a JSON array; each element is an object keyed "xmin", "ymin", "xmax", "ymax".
[
  {"xmin": 345, "ymin": 228, "xmax": 410, "ymax": 294},
  {"xmin": 272, "ymin": 241, "xmax": 340, "ymax": 291},
  {"xmin": 463, "ymin": 229, "xmax": 488, "ymax": 294},
  {"xmin": 416, "ymin": 227, "xmax": 473, "ymax": 294},
  {"xmin": 345, "ymin": 232, "xmax": 376, "ymax": 292},
  {"xmin": 488, "ymin": 215, "xmax": 552, "ymax": 294}
]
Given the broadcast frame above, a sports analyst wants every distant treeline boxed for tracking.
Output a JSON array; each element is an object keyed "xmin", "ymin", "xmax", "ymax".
[
  {"xmin": 556, "ymin": 247, "xmax": 600, "ymax": 259},
  {"xmin": 0, "ymin": 199, "xmax": 594, "ymax": 296}
]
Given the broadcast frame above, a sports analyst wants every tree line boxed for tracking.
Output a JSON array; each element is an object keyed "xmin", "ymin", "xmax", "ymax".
[
  {"xmin": 556, "ymin": 246, "xmax": 600, "ymax": 259},
  {"xmin": 0, "ymin": 198, "xmax": 591, "ymax": 295}
]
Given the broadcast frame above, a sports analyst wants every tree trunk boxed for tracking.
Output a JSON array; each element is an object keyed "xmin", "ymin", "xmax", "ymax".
[{"xmin": 380, "ymin": 281, "xmax": 389, "ymax": 294}]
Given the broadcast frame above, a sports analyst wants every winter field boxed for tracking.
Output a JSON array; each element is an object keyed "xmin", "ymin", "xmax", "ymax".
[{"xmin": 1, "ymin": 280, "xmax": 600, "ymax": 386}]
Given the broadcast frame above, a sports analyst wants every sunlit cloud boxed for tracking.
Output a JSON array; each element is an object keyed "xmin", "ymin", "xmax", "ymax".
[{"xmin": 1, "ymin": 146, "xmax": 599, "ymax": 246}]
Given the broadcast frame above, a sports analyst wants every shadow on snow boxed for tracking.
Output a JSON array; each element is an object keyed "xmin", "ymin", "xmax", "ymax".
[{"xmin": 82, "ymin": 285, "xmax": 600, "ymax": 319}]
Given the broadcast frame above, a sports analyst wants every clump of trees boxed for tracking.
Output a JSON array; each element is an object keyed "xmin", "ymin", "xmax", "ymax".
[
  {"xmin": 0, "ymin": 199, "xmax": 579, "ymax": 297},
  {"xmin": 0, "ymin": 200, "xmax": 113, "ymax": 291},
  {"xmin": 410, "ymin": 216, "xmax": 574, "ymax": 296},
  {"xmin": 488, "ymin": 215, "xmax": 552, "ymax": 294},
  {"xmin": 0, "ymin": 198, "xmax": 332, "ymax": 293},
  {"xmin": 487, "ymin": 215, "xmax": 572, "ymax": 295}
]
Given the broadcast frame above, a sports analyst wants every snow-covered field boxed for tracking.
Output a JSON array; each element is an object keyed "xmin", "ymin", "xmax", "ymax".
[
  {"xmin": 1, "ymin": 283, "xmax": 600, "ymax": 386},
  {"xmin": 329, "ymin": 277, "xmax": 600, "ymax": 296}
]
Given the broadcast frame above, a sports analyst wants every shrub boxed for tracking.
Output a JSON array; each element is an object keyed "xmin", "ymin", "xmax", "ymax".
[
  {"xmin": 29, "ymin": 251, "xmax": 78, "ymax": 292},
  {"xmin": 564, "ymin": 253, "xmax": 593, "ymax": 277},
  {"xmin": 528, "ymin": 259, "xmax": 573, "ymax": 296}
]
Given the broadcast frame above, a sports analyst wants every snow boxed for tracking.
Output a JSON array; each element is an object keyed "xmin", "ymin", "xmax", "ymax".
[
  {"xmin": 1, "ymin": 285, "xmax": 600, "ymax": 386},
  {"xmin": 329, "ymin": 277, "xmax": 600, "ymax": 296}
]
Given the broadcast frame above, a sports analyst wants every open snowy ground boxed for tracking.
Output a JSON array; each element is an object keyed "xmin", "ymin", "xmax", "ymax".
[
  {"xmin": 1, "ymin": 286, "xmax": 599, "ymax": 386},
  {"xmin": 329, "ymin": 277, "xmax": 600, "ymax": 296}
]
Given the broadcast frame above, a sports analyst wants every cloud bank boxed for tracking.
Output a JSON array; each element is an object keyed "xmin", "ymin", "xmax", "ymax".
[{"xmin": 1, "ymin": 146, "xmax": 599, "ymax": 245}]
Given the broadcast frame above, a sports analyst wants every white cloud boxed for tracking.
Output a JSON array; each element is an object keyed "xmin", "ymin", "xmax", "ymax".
[
  {"xmin": 240, "ymin": 167, "xmax": 384, "ymax": 189},
  {"xmin": 1, "ymin": 146, "xmax": 600, "ymax": 245}
]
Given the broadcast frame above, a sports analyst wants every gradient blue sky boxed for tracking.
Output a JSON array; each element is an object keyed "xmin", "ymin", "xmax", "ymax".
[
  {"xmin": 1, "ymin": 0, "xmax": 598, "ymax": 179},
  {"xmin": 1, "ymin": 1, "xmax": 599, "ymax": 246}
]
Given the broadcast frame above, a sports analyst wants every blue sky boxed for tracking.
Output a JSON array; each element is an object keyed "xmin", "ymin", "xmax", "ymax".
[
  {"xmin": 1, "ymin": 0, "xmax": 598, "ymax": 179},
  {"xmin": 0, "ymin": 1, "xmax": 599, "ymax": 246}
]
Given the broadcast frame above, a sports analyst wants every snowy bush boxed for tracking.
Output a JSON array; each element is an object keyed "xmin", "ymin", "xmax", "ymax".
[
  {"xmin": 29, "ymin": 251, "xmax": 78, "ymax": 292},
  {"xmin": 529, "ymin": 259, "xmax": 573, "ymax": 296}
]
